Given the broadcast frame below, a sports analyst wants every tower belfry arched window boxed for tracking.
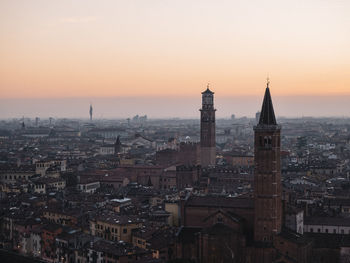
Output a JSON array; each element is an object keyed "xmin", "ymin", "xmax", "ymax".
[{"xmin": 264, "ymin": 136, "xmax": 272, "ymax": 148}]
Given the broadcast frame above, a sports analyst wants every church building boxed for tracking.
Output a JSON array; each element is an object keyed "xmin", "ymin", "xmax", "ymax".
[{"xmin": 176, "ymin": 81, "xmax": 312, "ymax": 263}]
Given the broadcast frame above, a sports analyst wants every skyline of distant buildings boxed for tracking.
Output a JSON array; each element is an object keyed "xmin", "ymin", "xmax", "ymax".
[{"xmin": 2, "ymin": 93, "xmax": 350, "ymax": 120}]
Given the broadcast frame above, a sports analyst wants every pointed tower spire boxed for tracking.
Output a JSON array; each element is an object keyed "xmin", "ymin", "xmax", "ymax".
[
  {"xmin": 115, "ymin": 135, "xmax": 121, "ymax": 146},
  {"xmin": 21, "ymin": 116, "xmax": 25, "ymax": 129},
  {"xmin": 114, "ymin": 136, "xmax": 121, "ymax": 152},
  {"xmin": 147, "ymin": 176, "xmax": 153, "ymax": 187},
  {"xmin": 258, "ymin": 79, "xmax": 277, "ymax": 125}
]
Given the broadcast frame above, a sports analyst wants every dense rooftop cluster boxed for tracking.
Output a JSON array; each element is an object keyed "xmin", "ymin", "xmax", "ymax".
[{"xmin": 1, "ymin": 115, "xmax": 350, "ymax": 262}]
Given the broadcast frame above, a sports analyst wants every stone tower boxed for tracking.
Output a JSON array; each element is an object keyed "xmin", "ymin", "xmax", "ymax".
[
  {"xmin": 253, "ymin": 80, "xmax": 282, "ymax": 244},
  {"xmin": 200, "ymin": 85, "xmax": 216, "ymax": 166}
]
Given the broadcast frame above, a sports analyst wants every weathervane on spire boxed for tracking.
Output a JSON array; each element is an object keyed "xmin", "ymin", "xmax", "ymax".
[{"xmin": 267, "ymin": 76, "xmax": 270, "ymax": 88}]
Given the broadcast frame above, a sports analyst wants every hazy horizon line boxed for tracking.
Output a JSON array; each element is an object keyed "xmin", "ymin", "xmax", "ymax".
[
  {"xmin": 1, "ymin": 95, "xmax": 350, "ymax": 119},
  {"xmin": 3, "ymin": 115, "xmax": 350, "ymax": 121}
]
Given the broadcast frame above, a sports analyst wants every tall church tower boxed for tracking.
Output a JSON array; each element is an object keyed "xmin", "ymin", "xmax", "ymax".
[
  {"xmin": 253, "ymin": 80, "xmax": 282, "ymax": 244},
  {"xmin": 200, "ymin": 85, "xmax": 216, "ymax": 166}
]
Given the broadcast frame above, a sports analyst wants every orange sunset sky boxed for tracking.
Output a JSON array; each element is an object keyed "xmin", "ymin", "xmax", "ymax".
[{"xmin": 0, "ymin": 0, "xmax": 350, "ymax": 118}]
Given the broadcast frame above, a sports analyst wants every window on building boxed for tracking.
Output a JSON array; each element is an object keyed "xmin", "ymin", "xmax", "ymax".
[
  {"xmin": 325, "ymin": 229, "xmax": 328, "ymax": 233},
  {"xmin": 264, "ymin": 136, "xmax": 272, "ymax": 148},
  {"xmin": 318, "ymin": 228, "xmax": 321, "ymax": 233},
  {"xmin": 333, "ymin": 229, "xmax": 336, "ymax": 234},
  {"xmin": 341, "ymin": 229, "xmax": 344, "ymax": 234},
  {"xmin": 123, "ymin": 228, "xmax": 127, "ymax": 234}
]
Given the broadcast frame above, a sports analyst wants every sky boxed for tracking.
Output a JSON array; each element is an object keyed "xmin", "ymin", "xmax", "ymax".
[{"xmin": 0, "ymin": 0, "xmax": 350, "ymax": 118}]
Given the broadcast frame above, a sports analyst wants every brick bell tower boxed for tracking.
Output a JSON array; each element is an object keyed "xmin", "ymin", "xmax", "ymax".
[
  {"xmin": 253, "ymin": 80, "xmax": 282, "ymax": 244},
  {"xmin": 200, "ymin": 84, "xmax": 216, "ymax": 166}
]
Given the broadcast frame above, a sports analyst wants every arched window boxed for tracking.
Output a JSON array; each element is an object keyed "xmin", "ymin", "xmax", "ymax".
[
  {"xmin": 264, "ymin": 136, "xmax": 272, "ymax": 148},
  {"xmin": 268, "ymin": 136, "xmax": 272, "ymax": 145}
]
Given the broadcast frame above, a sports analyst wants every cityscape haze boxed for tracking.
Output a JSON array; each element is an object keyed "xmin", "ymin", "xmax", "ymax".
[
  {"xmin": 2, "ymin": 95, "xmax": 350, "ymax": 119},
  {"xmin": 1, "ymin": 1, "xmax": 350, "ymax": 263}
]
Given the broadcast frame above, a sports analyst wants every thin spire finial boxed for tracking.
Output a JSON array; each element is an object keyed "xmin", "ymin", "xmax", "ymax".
[
  {"xmin": 266, "ymin": 76, "xmax": 270, "ymax": 88},
  {"xmin": 207, "ymin": 82, "xmax": 210, "ymax": 89}
]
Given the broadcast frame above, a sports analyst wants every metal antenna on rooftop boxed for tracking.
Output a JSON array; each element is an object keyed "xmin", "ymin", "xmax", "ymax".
[{"xmin": 89, "ymin": 103, "xmax": 93, "ymax": 121}]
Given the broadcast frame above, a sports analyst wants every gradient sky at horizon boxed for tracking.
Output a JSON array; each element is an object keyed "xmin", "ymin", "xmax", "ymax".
[{"xmin": 0, "ymin": 0, "xmax": 350, "ymax": 118}]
